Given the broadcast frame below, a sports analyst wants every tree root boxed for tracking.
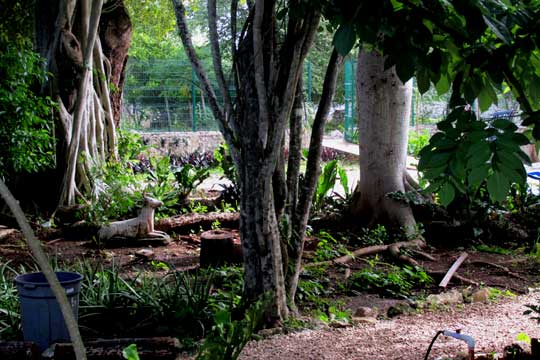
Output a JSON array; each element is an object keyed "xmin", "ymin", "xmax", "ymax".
[
  {"xmin": 471, "ymin": 261, "xmax": 529, "ymax": 281},
  {"xmin": 306, "ymin": 239, "xmax": 425, "ymax": 268},
  {"xmin": 428, "ymin": 270, "xmax": 479, "ymax": 286}
]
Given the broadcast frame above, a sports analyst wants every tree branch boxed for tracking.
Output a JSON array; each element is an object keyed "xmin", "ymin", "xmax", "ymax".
[
  {"xmin": 171, "ymin": 0, "xmax": 237, "ymax": 149},
  {"xmin": 287, "ymin": 49, "xmax": 343, "ymax": 300},
  {"xmin": 252, "ymin": 0, "xmax": 271, "ymax": 148},
  {"xmin": 207, "ymin": 0, "xmax": 234, "ymax": 122},
  {"xmin": 0, "ymin": 180, "xmax": 86, "ymax": 360}
]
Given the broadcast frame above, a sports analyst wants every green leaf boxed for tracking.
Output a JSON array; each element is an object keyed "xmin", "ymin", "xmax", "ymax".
[
  {"xmin": 468, "ymin": 164, "xmax": 490, "ymax": 188},
  {"xmin": 333, "ymin": 23, "xmax": 356, "ymax": 56},
  {"xmin": 122, "ymin": 344, "xmax": 140, "ymax": 360},
  {"xmin": 438, "ymin": 182, "xmax": 455, "ymax": 206},
  {"xmin": 483, "ymin": 15, "xmax": 513, "ymax": 45},
  {"xmin": 395, "ymin": 55, "xmax": 416, "ymax": 83},
  {"xmin": 486, "ymin": 171, "xmax": 510, "ymax": 202},
  {"xmin": 516, "ymin": 332, "xmax": 531, "ymax": 344},
  {"xmin": 492, "ymin": 118, "xmax": 516, "ymax": 131},
  {"xmin": 416, "ymin": 69, "xmax": 431, "ymax": 95}
]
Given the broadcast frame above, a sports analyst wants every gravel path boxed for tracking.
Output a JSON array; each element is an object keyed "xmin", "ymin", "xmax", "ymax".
[{"xmin": 241, "ymin": 293, "xmax": 540, "ymax": 359}]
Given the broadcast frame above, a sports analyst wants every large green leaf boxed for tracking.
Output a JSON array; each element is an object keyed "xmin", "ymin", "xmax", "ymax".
[
  {"xmin": 486, "ymin": 171, "xmax": 510, "ymax": 202},
  {"xmin": 468, "ymin": 163, "xmax": 490, "ymax": 188},
  {"xmin": 333, "ymin": 23, "xmax": 356, "ymax": 56},
  {"xmin": 438, "ymin": 182, "xmax": 456, "ymax": 206},
  {"xmin": 416, "ymin": 68, "xmax": 431, "ymax": 95}
]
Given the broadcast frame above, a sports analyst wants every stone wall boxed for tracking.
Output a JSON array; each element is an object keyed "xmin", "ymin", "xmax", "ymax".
[{"xmin": 138, "ymin": 131, "xmax": 224, "ymax": 157}]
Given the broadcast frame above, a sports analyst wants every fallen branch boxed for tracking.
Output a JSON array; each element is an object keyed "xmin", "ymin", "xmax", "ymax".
[
  {"xmin": 156, "ymin": 212, "xmax": 239, "ymax": 234},
  {"xmin": 306, "ymin": 239, "xmax": 425, "ymax": 268},
  {"xmin": 439, "ymin": 252, "xmax": 468, "ymax": 288},
  {"xmin": 410, "ymin": 249, "xmax": 437, "ymax": 261}
]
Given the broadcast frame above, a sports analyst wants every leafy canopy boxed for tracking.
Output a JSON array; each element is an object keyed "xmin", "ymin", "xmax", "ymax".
[{"xmin": 326, "ymin": 0, "xmax": 540, "ymax": 204}]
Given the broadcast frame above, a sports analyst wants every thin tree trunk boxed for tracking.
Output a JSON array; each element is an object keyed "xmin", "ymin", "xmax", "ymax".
[
  {"xmin": 287, "ymin": 50, "xmax": 343, "ymax": 303},
  {"xmin": 351, "ymin": 49, "xmax": 416, "ymax": 234}
]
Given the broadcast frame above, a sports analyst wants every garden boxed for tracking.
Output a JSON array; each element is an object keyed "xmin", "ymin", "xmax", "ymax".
[{"xmin": 2, "ymin": 1, "xmax": 540, "ymax": 360}]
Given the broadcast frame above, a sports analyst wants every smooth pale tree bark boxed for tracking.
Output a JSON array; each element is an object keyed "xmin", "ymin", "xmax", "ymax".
[
  {"xmin": 173, "ymin": 0, "xmax": 342, "ymax": 321},
  {"xmin": 35, "ymin": 0, "xmax": 131, "ymax": 207},
  {"xmin": 351, "ymin": 49, "xmax": 417, "ymax": 234}
]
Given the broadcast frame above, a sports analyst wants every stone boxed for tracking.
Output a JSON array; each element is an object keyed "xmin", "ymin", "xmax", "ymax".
[
  {"xmin": 386, "ymin": 302, "xmax": 413, "ymax": 318},
  {"xmin": 354, "ymin": 306, "xmax": 377, "ymax": 318},
  {"xmin": 329, "ymin": 319, "xmax": 350, "ymax": 328},
  {"xmin": 352, "ymin": 317, "xmax": 377, "ymax": 325},
  {"xmin": 472, "ymin": 288, "xmax": 491, "ymax": 303},
  {"xmin": 426, "ymin": 290, "xmax": 463, "ymax": 306},
  {"xmin": 135, "ymin": 249, "xmax": 155, "ymax": 259}
]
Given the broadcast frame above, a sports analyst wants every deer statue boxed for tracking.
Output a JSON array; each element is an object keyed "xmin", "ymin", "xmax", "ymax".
[{"xmin": 98, "ymin": 196, "xmax": 170, "ymax": 243}]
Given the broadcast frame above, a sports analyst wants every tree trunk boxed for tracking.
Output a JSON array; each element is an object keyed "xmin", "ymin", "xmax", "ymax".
[
  {"xmin": 351, "ymin": 49, "xmax": 416, "ymax": 234},
  {"xmin": 34, "ymin": 0, "xmax": 131, "ymax": 207},
  {"xmin": 99, "ymin": 2, "xmax": 132, "ymax": 128}
]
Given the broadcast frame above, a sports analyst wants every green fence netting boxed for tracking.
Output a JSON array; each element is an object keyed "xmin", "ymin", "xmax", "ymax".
[{"xmin": 121, "ymin": 58, "xmax": 314, "ymax": 133}]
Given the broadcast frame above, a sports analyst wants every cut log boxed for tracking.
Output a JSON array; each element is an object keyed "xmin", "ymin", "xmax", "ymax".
[
  {"xmin": 200, "ymin": 229, "xmax": 238, "ymax": 267},
  {"xmin": 0, "ymin": 341, "xmax": 41, "ymax": 360},
  {"xmin": 439, "ymin": 252, "xmax": 468, "ymax": 287},
  {"xmin": 156, "ymin": 212, "xmax": 239, "ymax": 234},
  {"xmin": 53, "ymin": 337, "xmax": 181, "ymax": 360}
]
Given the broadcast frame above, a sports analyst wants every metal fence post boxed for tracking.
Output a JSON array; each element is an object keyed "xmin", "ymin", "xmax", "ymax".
[{"xmin": 344, "ymin": 58, "xmax": 355, "ymax": 142}]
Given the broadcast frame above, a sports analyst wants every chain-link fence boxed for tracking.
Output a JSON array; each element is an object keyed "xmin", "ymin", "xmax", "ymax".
[{"xmin": 121, "ymin": 58, "xmax": 315, "ymax": 133}]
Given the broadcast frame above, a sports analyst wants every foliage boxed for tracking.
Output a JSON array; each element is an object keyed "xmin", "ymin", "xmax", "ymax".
[
  {"xmin": 474, "ymin": 244, "xmax": 511, "ymax": 255},
  {"xmin": 315, "ymin": 305, "xmax": 351, "ymax": 325},
  {"xmin": 173, "ymin": 164, "xmax": 210, "ymax": 202},
  {"xmin": 313, "ymin": 160, "xmax": 350, "ymax": 210},
  {"xmin": 358, "ymin": 225, "xmax": 390, "ymax": 246},
  {"xmin": 196, "ymin": 299, "xmax": 265, "ymax": 360},
  {"xmin": 347, "ymin": 261, "xmax": 432, "ymax": 298},
  {"xmin": 0, "ymin": 263, "xmax": 21, "ymax": 340},
  {"xmin": 408, "ymin": 130, "xmax": 430, "ymax": 157},
  {"xmin": 418, "ymin": 105, "xmax": 530, "ymax": 206},
  {"xmin": 0, "ymin": 44, "xmax": 55, "ymax": 180},
  {"xmin": 326, "ymin": 0, "xmax": 540, "ymax": 206},
  {"xmin": 122, "ymin": 344, "xmax": 140, "ymax": 360},
  {"xmin": 314, "ymin": 231, "xmax": 350, "ymax": 262},
  {"xmin": 214, "ymin": 144, "xmax": 237, "ymax": 185}
]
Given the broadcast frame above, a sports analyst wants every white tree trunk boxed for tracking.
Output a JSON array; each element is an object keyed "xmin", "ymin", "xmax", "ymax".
[{"xmin": 353, "ymin": 49, "xmax": 416, "ymax": 234}]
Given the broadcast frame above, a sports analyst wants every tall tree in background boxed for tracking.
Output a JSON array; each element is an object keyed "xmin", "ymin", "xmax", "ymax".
[
  {"xmin": 329, "ymin": 1, "xmax": 540, "ymax": 232},
  {"xmin": 34, "ymin": 0, "xmax": 132, "ymax": 206},
  {"xmin": 352, "ymin": 49, "xmax": 416, "ymax": 233},
  {"xmin": 173, "ymin": 0, "xmax": 343, "ymax": 321}
]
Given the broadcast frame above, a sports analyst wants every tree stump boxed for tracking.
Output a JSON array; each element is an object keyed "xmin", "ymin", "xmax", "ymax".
[{"xmin": 200, "ymin": 230, "xmax": 235, "ymax": 267}]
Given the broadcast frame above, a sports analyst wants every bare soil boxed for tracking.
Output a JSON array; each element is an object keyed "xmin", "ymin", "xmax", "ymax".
[{"xmin": 2, "ymin": 223, "xmax": 540, "ymax": 359}]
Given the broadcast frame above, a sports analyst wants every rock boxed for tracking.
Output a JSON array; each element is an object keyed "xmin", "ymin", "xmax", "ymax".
[
  {"xmin": 354, "ymin": 306, "xmax": 377, "ymax": 318},
  {"xmin": 329, "ymin": 320, "xmax": 350, "ymax": 328},
  {"xmin": 352, "ymin": 317, "xmax": 377, "ymax": 325},
  {"xmin": 135, "ymin": 249, "xmax": 155, "ymax": 259},
  {"xmin": 328, "ymin": 130, "xmax": 344, "ymax": 138},
  {"xmin": 426, "ymin": 290, "xmax": 463, "ymax": 306},
  {"xmin": 258, "ymin": 328, "xmax": 283, "ymax": 337},
  {"xmin": 472, "ymin": 288, "xmax": 491, "ymax": 303},
  {"xmin": 0, "ymin": 228, "xmax": 21, "ymax": 242},
  {"xmin": 387, "ymin": 302, "xmax": 413, "ymax": 318}
]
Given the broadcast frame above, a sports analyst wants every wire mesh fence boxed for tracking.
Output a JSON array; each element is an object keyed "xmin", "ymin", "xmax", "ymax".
[{"xmin": 121, "ymin": 58, "xmax": 315, "ymax": 133}]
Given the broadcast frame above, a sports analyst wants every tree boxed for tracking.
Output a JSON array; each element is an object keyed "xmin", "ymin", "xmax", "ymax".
[
  {"xmin": 351, "ymin": 49, "xmax": 416, "ymax": 234},
  {"xmin": 34, "ymin": 0, "xmax": 132, "ymax": 206},
  {"xmin": 330, "ymin": 1, "xmax": 540, "ymax": 231},
  {"xmin": 173, "ymin": 0, "xmax": 343, "ymax": 321}
]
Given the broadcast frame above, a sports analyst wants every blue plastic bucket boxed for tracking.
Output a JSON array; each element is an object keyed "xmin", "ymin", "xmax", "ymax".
[{"xmin": 14, "ymin": 271, "xmax": 83, "ymax": 351}]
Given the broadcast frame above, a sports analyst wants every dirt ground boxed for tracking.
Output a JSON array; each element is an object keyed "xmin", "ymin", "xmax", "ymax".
[{"xmin": 2, "ymin": 222, "xmax": 540, "ymax": 358}]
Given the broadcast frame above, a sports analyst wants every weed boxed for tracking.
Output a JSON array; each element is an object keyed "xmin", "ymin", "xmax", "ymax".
[
  {"xmin": 474, "ymin": 244, "xmax": 511, "ymax": 255},
  {"xmin": 347, "ymin": 262, "xmax": 432, "ymax": 298},
  {"xmin": 0, "ymin": 262, "xmax": 21, "ymax": 340},
  {"xmin": 313, "ymin": 231, "xmax": 350, "ymax": 262}
]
